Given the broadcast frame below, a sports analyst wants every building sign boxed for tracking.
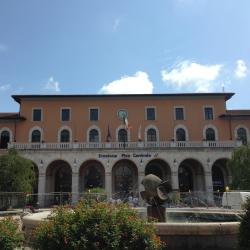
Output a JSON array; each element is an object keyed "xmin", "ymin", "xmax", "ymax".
[{"xmin": 98, "ymin": 152, "xmax": 158, "ymax": 159}]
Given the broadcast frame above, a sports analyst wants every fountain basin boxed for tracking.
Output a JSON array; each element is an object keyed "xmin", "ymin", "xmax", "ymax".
[
  {"xmin": 22, "ymin": 208, "xmax": 241, "ymax": 250},
  {"xmin": 22, "ymin": 210, "xmax": 51, "ymax": 235},
  {"xmin": 156, "ymin": 222, "xmax": 239, "ymax": 250}
]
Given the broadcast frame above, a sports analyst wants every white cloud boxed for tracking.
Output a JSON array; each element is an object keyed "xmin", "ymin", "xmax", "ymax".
[
  {"xmin": 0, "ymin": 84, "xmax": 11, "ymax": 91},
  {"xmin": 235, "ymin": 59, "xmax": 247, "ymax": 78},
  {"xmin": 44, "ymin": 77, "xmax": 60, "ymax": 92},
  {"xmin": 113, "ymin": 18, "xmax": 121, "ymax": 31},
  {"xmin": 161, "ymin": 61, "xmax": 222, "ymax": 92},
  {"xmin": 99, "ymin": 71, "xmax": 153, "ymax": 94}
]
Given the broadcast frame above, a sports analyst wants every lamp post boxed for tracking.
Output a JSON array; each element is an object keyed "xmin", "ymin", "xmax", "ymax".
[
  {"xmin": 73, "ymin": 158, "xmax": 77, "ymax": 170},
  {"xmin": 140, "ymin": 158, "xmax": 143, "ymax": 167},
  {"xmin": 225, "ymin": 186, "xmax": 230, "ymax": 208},
  {"xmin": 39, "ymin": 159, "xmax": 44, "ymax": 170}
]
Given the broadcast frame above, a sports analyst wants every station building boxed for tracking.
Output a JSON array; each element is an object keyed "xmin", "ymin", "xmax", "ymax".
[{"xmin": 0, "ymin": 93, "xmax": 250, "ymax": 206}]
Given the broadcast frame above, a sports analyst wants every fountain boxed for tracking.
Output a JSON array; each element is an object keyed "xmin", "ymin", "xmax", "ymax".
[
  {"xmin": 138, "ymin": 174, "xmax": 241, "ymax": 250},
  {"xmin": 22, "ymin": 175, "xmax": 242, "ymax": 250}
]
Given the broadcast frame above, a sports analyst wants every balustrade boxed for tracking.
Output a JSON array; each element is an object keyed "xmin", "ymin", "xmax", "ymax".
[{"xmin": 8, "ymin": 140, "xmax": 241, "ymax": 150}]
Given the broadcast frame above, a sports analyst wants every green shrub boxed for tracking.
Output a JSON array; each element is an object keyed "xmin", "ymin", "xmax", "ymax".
[
  {"xmin": 88, "ymin": 187, "xmax": 106, "ymax": 194},
  {"xmin": 32, "ymin": 201, "xmax": 165, "ymax": 250},
  {"xmin": 83, "ymin": 187, "xmax": 107, "ymax": 202},
  {"xmin": 238, "ymin": 197, "xmax": 250, "ymax": 250},
  {"xmin": 0, "ymin": 217, "xmax": 24, "ymax": 250}
]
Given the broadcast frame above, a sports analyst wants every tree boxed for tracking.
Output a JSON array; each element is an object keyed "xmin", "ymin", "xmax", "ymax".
[
  {"xmin": 0, "ymin": 148, "xmax": 35, "ymax": 192},
  {"xmin": 228, "ymin": 144, "xmax": 250, "ymax": 190}
]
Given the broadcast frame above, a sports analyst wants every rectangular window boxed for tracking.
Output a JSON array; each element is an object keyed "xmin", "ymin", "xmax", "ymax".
[
  {"xmin": 146, "ymin": 107, "xmax": 155, "ymax": 120},
  {"xmin": 33, "ymin": 109, "xmax": 42, "ymax": 121},
  {"xmin": 90, "ymin": 108, "xmax": 99, "ymax": 121},
  {"xmin": 175, "ymin": 107, "xmax": 184, "ymax": 120},
  {"xmin": 61, "ymin": 108, "xmax": 70, "ymax": 121},
  {"xmin": 204, "ymin": 107, "xmax": 214, "ymax": 120}
]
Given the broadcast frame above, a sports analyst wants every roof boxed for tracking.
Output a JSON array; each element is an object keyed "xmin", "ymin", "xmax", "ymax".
[
  {"xmin": 0, "ymin": 113, "xmax": 26, "ymax": 121},
  {"xmin": 12, "ymin": 92, "xmax": 235, "ymax": 103},
  {"xmin": 226, "ymin": 110, "xmax": 250, "ymax": 115},
  {"xmin": 219, "ymin": 109, "xmax": 250, "ymax": 120}
]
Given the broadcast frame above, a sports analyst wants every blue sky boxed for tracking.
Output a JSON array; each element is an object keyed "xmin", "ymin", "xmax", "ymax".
[{"xmin": 0, "ymin": 0, "xmax": 249, "ymax": 111}]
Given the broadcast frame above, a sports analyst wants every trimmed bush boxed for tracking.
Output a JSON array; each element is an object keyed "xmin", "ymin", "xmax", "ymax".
[
  {"xmin": 32, "ymin": 200, "xmax": 165, "ymax": 250},
  {"xmin": 238, "ymin": 197, "xmax": 250, "ymax": 250},
  {"xmin": 0, "ymin": 217, "xmax": 24, "ymax": 250}
]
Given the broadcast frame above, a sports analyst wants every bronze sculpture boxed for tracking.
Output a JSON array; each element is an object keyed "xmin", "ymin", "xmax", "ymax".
[{"xmin": 140, "ymin": 174, "xmax": 172, "ymax": 221}]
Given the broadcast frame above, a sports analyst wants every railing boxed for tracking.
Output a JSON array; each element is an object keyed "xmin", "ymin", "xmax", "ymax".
[
  {"xmin": 0, "ymin": 191, "xmax": 242, "ymax": 209},
  {"xmin": 8, "ymin": 140, "xmax": 241, "ymax": 151}
]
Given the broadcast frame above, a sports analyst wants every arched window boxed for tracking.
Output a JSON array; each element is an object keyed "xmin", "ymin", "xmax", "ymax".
[
  {"xmin": 89, "ymin": 129, "xmax": 99, "ymax": 142},
  {"xmin": 0, "ymin": 130, "xmax": 10, "ymax": 149},
  {"xmin": 176, "ymin": 128, "xmax": 186, "ymax": 141},
  {"xmin": 206, "ymin": 128, "xmax": 216, "ymax": 141},
  {"xmin": 147, "ymin": 128, "xmax": 157, "ymax": 141},
  {"xmin": 60, "ymin": 129, "xmax": 70, "ymax": 142},
  {"xmin": 118, "ymin": 129, "xmax": 128, "ymax": 142},
  {"xmin": 237, "ymin": 127, "xmax": 247, "ymax": 145},
  {"xmin": 31, "ymin": 130, "xmax": 41, "ymax": 142},
  {"xmin": 54, "ymin": 165, "xmax": 72, "ymax": 192}
]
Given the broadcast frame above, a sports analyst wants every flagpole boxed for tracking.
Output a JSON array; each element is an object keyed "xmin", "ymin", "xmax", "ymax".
[
  {"xmin": 138, "ymin": 124, "xmax": 142, "ymax": 142},
  {"xmin": 123, "ymin": 117, "xmax": 126, "ymax": 149},
  {"xmin": 106, "ymin": 125, "xmax": 111, "ymax": 142}
]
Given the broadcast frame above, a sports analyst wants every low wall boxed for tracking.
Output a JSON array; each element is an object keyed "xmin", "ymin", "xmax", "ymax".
[{"xmin": 156, "ymin": 222, "xmax": 239, "ymax": 250}]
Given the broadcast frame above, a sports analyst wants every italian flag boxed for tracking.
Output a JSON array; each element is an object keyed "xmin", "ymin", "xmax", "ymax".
[{"xmin": 124, "ymin": 116, "xmax": 132, "ymax": 130}]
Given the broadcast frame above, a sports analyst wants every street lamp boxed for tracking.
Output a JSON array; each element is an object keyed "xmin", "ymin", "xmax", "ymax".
[
  {"xmin": 140, "ymin": 158, "xmax": 143, "ymax": 167},
  {"xmin": 39, "ymin": 159, "xmax": 44, "ymax": 169},
  {"xmin": 73, "ymin": 158, "xmax": 77, "ymax": 170}
]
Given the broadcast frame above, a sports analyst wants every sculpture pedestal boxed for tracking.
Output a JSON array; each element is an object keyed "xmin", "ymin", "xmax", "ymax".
[{"xmin": 147, "ymin": 206, "xmax": 166, "ymax": 222}]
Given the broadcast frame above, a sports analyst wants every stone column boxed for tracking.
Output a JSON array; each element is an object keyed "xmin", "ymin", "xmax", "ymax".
[
  {"xmin": 171, "ymin": 171, "xmax": 179, "ymax": 191},
  {"xmin": 71, "ymin": 172, "xmax": 79, "ymax": 204},
  {"xmin": 105, "ymin": 172, "xmax": 112, "ymax": 199},
  {"xmin": 138, "ymin": 171, "xmax": 145, "ymax": 206},
  {"xmin": 38, "ymin": 173, "xmax": 46, "ymax": 208},
  {"xmin": 205, "ymin": 171, "xmax": 214, "ymax": 205},
  {"xmin": 171, "ymin": 171, "xmax": 180, "ymax": 206}
]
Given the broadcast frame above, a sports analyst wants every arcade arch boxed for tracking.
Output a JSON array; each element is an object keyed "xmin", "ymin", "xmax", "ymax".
[
  {"xmin": 79, "ymin": 160, "xmax": 105, "ymax": 192},
  {"xmin": 112, "ymin": 160, "xmax": 138, "ymax": 198},
  {"xmin": 212, "ymin": 158, "xmax": 230, "ymax": 192},
  {"xmin": 45, "ymin": 160, "xmax": 72, "ymax": 193},
  {"xmin": 145, "ymin": 159, "xmax": 171, "ymax": 183},
  {"xmin": 178, "ymin": 159, "xmax": 205, "ymax": 192}
]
